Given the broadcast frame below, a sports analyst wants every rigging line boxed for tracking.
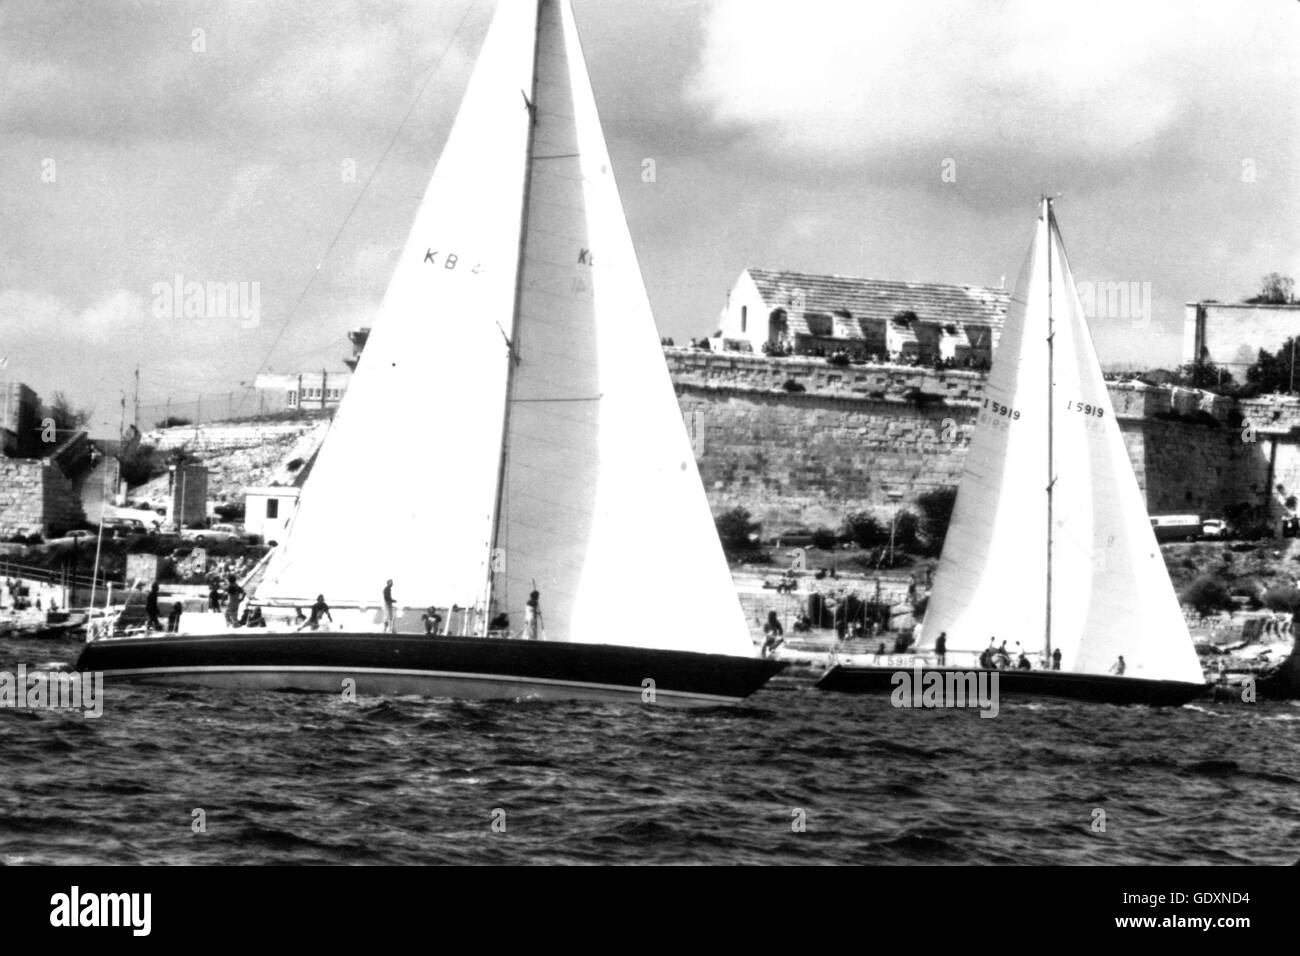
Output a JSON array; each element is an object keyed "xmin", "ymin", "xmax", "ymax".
[
  {"xmin": 510, "ymin": 395, "xmax": 602, "ymax": 403},
  {"xmin": 248, "ymin": 0, "xmax": 482, "ymax": 382}
]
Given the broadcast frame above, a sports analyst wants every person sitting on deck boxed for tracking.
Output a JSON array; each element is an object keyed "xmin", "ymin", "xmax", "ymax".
[
  {"xmin": 995, "ymin": 641, "xmax": 1011, "ymax": 669},
  {"xmin": 979, "ymin": 646, "xmax": 995, "ymax": 669},
  {"xmin": 422, "ymin": 606, "xmax": 443, "ymax": 636},
  {"xmin": 298, "ymin": 594, "xmax": 333, "ymax": 631},
  {"xmin": 1017, "ymin": 652, "xmax": 1032, "ymax": 670}
]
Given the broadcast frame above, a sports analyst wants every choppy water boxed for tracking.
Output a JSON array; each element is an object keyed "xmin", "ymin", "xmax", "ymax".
[{"xmin": 2, "ymin": 633, "xmax": 1297, "ymax": 865}]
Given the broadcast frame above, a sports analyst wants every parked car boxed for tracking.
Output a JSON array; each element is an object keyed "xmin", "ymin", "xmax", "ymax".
[
  {"xmin": 1200, "ymin": 518, "xmax": 1227, "ymax": 539},
  {"xmin": 100, "ymin": 517, "xmax": 149, "ymax": 537},
  {"xmin": 180, "ymin": 523, "xmax": 241, "ymax": 544},
  {"xmin": 44, "ymin": 529, "xmax": 96, "ymax": 546}
]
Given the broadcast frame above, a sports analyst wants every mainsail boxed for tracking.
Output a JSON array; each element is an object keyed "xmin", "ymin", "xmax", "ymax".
[
  {"xmin": 257, "ymin": 4, "xmax": 536, "ymax": 609},
  {"xmin": 491, "ymin": 0, "xmax": 753, "ymax": 656},
  {"xmin": 258, "ymin": 0, "xmax": 753, "ymax": 659},
  {"xmin": 920, "ymin": 200, "xmax": 1203, "ymax": 684}
]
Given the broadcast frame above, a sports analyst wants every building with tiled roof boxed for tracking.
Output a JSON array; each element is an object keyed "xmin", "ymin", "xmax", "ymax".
[{"xmin": 716, "ymin": 268, "xmax": 1009, "ymax": 365}]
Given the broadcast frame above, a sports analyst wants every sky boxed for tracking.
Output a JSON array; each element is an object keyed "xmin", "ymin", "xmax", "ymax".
[{"xmin": 1, "ymin": 0, "xmax": 1297, "ymax": 439}]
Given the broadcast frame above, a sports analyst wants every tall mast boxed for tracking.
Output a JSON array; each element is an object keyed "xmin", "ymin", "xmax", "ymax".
[
  {"xmin": 485, "ymin": 0, "xmax": 544, "ymax": 628},
  {"xmin": 1044, "ymin": 196, "xmax": 1055, "ymax": 663}
]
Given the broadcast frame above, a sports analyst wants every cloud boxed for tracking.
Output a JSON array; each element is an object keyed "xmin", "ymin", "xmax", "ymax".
[
  {"xmin": 0, "ymin": 0, "xmax": 484, "ymax": 140},
  {"xmin": 686, "ymin": 0, "xmax": 1287, "ymax": 168}
]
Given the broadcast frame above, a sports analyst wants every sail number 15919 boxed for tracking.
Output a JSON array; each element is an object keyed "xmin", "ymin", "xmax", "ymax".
[
  {"xmin": 981, "ymin": 398, "xmax": 1020, "ymax": 420},
  {"xmin": 1065, "ymin": 399, "xmax": 1104, "ymax": 418}
]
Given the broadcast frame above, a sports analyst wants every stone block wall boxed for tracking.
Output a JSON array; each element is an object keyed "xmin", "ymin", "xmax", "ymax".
[
  {"xmin": 0, "ymin": 458, "xmax": 85, "ymax": 537},
  {"xmin": 666, "ymin": 349, "xmax": 1295, "ymax": 532}
]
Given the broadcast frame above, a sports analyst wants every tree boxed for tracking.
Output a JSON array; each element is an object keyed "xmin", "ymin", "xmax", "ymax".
[
  {"xmin": 715, "ymin": 507, "xmax": 761, "ymax": 554},
  {"xmin": 1245, "ymin": 273, "xmax": 1295, "ymax": 305},
  {"xmin": 893, "ymin": 511, "xmax": 920, "ymax": 553},
  {"xmin": 38, "ymin": 391, "xmax": 91, "ymax": 443},
  {"xmin": 117, "ymin": 443, "xmax": 162, "ymax": 488},
  {"xmin": 1244, "ymin": 337, "xmax": 1299, "ymax": 394},
  {"xmin": 915, "ymin": 487, "xmax": 958, "ymax": 555},
  {"xmin": 1172, "ymin": 360, "xmax": 1234, "ymax": 392}
]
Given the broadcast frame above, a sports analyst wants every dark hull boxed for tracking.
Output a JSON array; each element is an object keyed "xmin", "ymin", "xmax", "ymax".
[
  {"xmin": 816, "ymin": 664, "xmax": 1206, "ymax": 706},
  {"xmin": 75, "ymin": 632, "xmax": 785, "ymax": 707},
  {"xmin": 1258, "ymin": 640, "xmax": 1300, "ymax": 700}
]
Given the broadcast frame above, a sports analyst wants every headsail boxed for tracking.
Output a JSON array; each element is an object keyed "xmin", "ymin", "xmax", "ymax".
[
  {"xmin": 490, "ymin": 0, "xmax": 753, "ymax": 657},
  {"xmin": 256, "ymin": 2, "xmax": 538, "ymax": 609},
  {"xmin": 920, "ymin": 201, "xmax": 1202, "ymax": 684}
]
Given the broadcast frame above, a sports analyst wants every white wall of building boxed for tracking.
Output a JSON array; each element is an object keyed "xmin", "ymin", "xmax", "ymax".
[{"xmin": 244, "ymin": 487, "xmax": 299, "ymax": 545}]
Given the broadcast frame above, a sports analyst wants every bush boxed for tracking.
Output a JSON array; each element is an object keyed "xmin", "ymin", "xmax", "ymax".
[
  {"xmin": 715, "ymin": 507, "xmax": 761, "ymax": 555},
  {"xmin": 213, "ymin": 501, "xmax": 246, "ymax": 522},
  {"xmin": 893, "ymin": 511, "xmax": 921, "ymax": 552},
  {"xmin": 1181, "ymin": 575, "xmax": 1235, "ymax": 615},
  {"xmin": 811, "ymin": 527, "xmax": 839, "ymax": 550},
  {"xmin": 781, "ymin": 379, "xmax": 806, "ymax": 393},
  {"xmin": 845, "ymin": 512, "xmax": 888, "ymax": 549},
  {"xmin": 915, "ymin": 487, "xmax": 958, "ymax": 556},
  {"xmin": 1262, "ymin": 586, "xmax": 1300, "ymax": 612},
  {"xmin": 155, "ymin": 416, "xmax": 192, "ymax": 429}
]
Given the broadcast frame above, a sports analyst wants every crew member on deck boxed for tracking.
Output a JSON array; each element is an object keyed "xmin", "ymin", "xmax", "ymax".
[
  {"xmin": 1110, "ymin": 655, "xmax": 1126, "ymax": 676},
  {"xmin": 524, "ymin": 590, "xmax": 542, "ymax": 640},
  {"xmin": 422, "ymin": 606, "xmax": 443, "ymax": 636},
  {"xmin": 1052, "ymin": 648, "xmax": 1062, "ymax": 670},
  {"xmin": 299, "ymin": 594, "xmax": 333, "ymax": 631},
  {"xmin": 382, "ymin": 579, "xmax": 396, "ymax": 633},
  {"xmin": 762, "ymin": 611, "xmax": 785, "ymax": 658},
  {"xmin": 935, "ymin": 631, "xmax": 947, "ymax": 665},
  {"xmin": 168, "ymin": 601, "xmax": 183, "ymax": 633},
  {"xmin": 145, "ymin": 582, "xmax": 162, "ymax": 631}
]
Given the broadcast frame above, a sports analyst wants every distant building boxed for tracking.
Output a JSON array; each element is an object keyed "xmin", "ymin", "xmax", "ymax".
[
  {"xmin": 716, "ymin": 268, "xmax": 1008, "ymax": 364},
  {"xmin": 167, "ymin": 463, "xmax": 208, "ymax": 530},
  {"xmin": 243, "ymin": 486, "xmax": 300, "ymax": 546},
  {"xmin": 1184, "ymin": 300, "xmax": 1300, "ymax": 370},
  {"xmin": 254, "ymin": 370, "xmax": 352, "ymax": 412},
  {"xmin": 1, "ymin": 382, "xmax": 40, "ymax": 458}
]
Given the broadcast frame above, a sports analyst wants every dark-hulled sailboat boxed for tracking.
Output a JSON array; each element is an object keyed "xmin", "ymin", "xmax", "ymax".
[
  {"xmin": 817, "ymin": 199, "xmax": 1208, "ymax": 706},
  {"xmin": 77, "ymin": 0, "xmax": 783, "ymax": 706}
]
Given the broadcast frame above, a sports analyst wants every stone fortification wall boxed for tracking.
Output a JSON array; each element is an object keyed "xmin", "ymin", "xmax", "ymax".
[
  {"xmin": 665, "ymin": 350, "xmax": 1285, "ymax": 532},
  {"xmin": 0, "ymin": 459, "xmax": 85, "ymax": 537}
]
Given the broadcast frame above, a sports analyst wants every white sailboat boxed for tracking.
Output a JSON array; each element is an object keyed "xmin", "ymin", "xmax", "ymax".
[
  {"xmin": 78, "ymin": 0, "xmax": 783, "ymax": 706},
  {"xmin": 819, "ymin": 199, "xmax": 1207, "ymax": 705}
]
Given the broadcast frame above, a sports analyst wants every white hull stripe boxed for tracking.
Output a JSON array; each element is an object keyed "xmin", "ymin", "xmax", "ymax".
[{"xmin": 98, "ymin": 664, "xmax": 744, "ymax": 704}]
